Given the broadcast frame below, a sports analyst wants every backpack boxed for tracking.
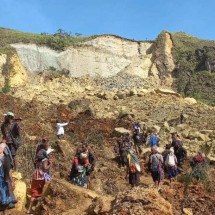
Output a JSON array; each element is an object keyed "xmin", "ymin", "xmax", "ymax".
[{"xmin": 166, "ymin": 154, "xmax": 176, "ymax": 167}]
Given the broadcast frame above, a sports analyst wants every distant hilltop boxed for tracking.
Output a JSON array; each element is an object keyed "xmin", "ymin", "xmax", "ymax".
[{"xmin": 0, "ymin": 27, "xmax": 215, "ymax": 105}]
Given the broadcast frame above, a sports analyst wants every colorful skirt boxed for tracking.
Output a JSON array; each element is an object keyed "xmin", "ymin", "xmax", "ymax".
[
  {"xmin": 0, "ymin": 177, "xmax": 16, "ymax": 210},
  {"xmin": 167, "ymin": 166, "xmax": 178, "ymax": 178},
  {"xmin": 31, "ymin": 179, "xmax": 46, "ymax": 198},
  {"xmin": 129, "ymin": 172, "xmax": 139, "ymax": 186},
  {"xmin": 70, "ymin": 171, "xmax": 88, "ymax": 188}
]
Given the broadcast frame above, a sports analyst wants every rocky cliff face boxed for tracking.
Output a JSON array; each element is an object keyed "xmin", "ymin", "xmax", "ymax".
[
  {"xmin": 0, "ymin": 29, "xmax": 215, "ymax": 104},
  {"xmin": 11, "ymin": 35, "xmax": 154, "ymax": 78}
]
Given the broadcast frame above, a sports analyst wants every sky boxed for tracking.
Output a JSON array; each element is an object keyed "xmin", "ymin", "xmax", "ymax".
[{"xmin": 0, "ymin": 0, "xmax": 214, "ymax": 40}]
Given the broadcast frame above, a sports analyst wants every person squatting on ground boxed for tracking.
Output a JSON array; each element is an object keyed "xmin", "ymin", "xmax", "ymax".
[
  {"xmin": 69, "ymin": 144, "xmax": 96, "ymax": 188},
  {"xmin": 27, "ymin": 147, "xmax": 55, "ymax": 214},
  {"xmin": 1, "ymin": 112, "xmax": 22, "ymax": 170},
  {"xmin": 0, "ymin": 140, "xmax": 17, "ymax": 213},
  {"xmin": 190, "ymin": 151, "xmax": 205, "ymax": 169}
]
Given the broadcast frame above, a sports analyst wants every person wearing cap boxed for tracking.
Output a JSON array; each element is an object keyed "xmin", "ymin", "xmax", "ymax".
[
  {"xmin": 149, "ymin": 147, "xmax": 164, "ymax": 189},
  {"xmin": 0, "ymin": 140, "xmax": 17, "ymax": 211},
  {"xmin": 1, "ymin": 112, "xmax": 21, "ymax": 170},
  {"xmin": 27, "ymin": 147, "xmax": 54, "ymax": 214}
]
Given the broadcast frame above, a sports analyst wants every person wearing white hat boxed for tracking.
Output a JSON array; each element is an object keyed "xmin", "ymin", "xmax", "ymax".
[
  {"xmin": 1, "ymin": 112, "xmax": 21, "ymax": 170},
  {"xmin": 165, "ymin": 147, "xmax": 178, "ymax": 185}
]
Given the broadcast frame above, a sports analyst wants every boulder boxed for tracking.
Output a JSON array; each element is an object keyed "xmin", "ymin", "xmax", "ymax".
[
  {"xmin": 155, "ymin": 88, "xmax": 180, "ymax": 97},
  {"xmin": 115, "ymin": 91, "xmax": 126, "ymax": 99},
  {"xmin": 85, "ymin": 85, "xmax": 95, "ymax": 91},
  {"xmin": 12, "ymin": 172, "xmax": 27, "ymax": 212},
  {"xmin": 129, "ymin": 89, "xmax": 138, "ymax": 96},
  {"xmin": 68, "ymin": 99, "xmax": 94, "ymax": 116},
  {"xmin": 97, "ymin": 91, "xmax": 115, "ymax": 100},
  {"xmin": 176, "ymin": 124, "xmax": 190, "ymax": 132},
  {"xmin": 184, "ymin": 97, "xmax": 197, "ymax": 105},
  {"xmin": 113, "ymin": 127, "xmax": 131, "ymax": 137},
  {"xmin": 110, "ymin": 187, "xmax": 173, "ymax": 215},
  {"xmin": 181, "ymin": 130, "xmax": 189, "ymax": 138},
  {"xmin": 152, "ymin": 125, "xmax": 161, "ymax": 133},
  {"xmin": 198, "ymin": 133, "xmax": 211, "ymax": 142},
  {"xmin": 183, "ymin": 208, "xmax": 193, "ymax": 215}
]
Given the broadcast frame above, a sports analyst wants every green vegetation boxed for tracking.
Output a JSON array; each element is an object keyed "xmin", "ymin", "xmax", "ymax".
[
  {"xmin": 184, "ymin": 161, "xmax": 212, "ymax": 193},
  {"xmin": 0, "ymin": 27, "xmax": 96, "ymax": 52},
  {"xmin": 1, "ymin": 51, "xmax": 13, "ymax": 93},
  {"xmin": 168, "ymin": 32, "xmax": 215, "ymax": 105}
]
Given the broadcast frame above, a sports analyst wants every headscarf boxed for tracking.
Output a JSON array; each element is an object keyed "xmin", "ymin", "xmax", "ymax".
[
  {"xmin": 151, "ymin": 146, "xmax": 157, "ymax": 154},
  {"xmin": 170, "ymin": 147, "xmax": 174, "ymax": 155}
]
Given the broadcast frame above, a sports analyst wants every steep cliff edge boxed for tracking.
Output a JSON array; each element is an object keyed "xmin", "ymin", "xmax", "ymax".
[{"xmin": 1, "ymin": 28, "xmax": 215, "ymax": 105}]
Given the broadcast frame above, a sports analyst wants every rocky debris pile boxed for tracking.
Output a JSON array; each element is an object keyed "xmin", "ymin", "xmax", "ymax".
[
  {"xmin": 34, "ymin": 179, "xmax": 114, "ymax": 215},
  {"xmin": 94, "ymin": 72, "xmax": 152, "ymax": 91},
  {"xmin": 110, "ymin": 186, "xmax": 173, "ymax": 215}
]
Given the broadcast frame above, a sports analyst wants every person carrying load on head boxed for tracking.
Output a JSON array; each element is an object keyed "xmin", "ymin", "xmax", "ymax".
[{"xmin": 1, "ymin": 112, "xmax": 22, "ymax": 170}]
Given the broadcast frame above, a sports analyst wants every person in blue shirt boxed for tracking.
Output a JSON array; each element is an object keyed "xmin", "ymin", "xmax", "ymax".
[{"xmin": 148, "ymin": 132, "xmax": 158, "ymax": 147}]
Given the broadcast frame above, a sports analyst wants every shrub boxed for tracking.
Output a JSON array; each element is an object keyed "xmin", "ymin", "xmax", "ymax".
[{"xmin": 184, "ymin": 161, "xmax": 210, "ymax": 193}]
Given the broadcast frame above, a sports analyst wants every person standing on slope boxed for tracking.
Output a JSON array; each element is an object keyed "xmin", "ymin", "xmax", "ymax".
[
  {"xmin": 149, "ymin": 147, "xmax": 164, "ymax": 189},
  {"xmin": 165, "ymin": 147, "xmax": 178, "ymax": 185},
  {"xmin": 125, "ymin": 149, "xmax": 141, "ymax": 187},
  {"xmin": 27, "ymin": 148, "xmax": 55, "ymax": 214},
  {"xmin": 1, "ymin": 112, "xmax": 21, "ymax": 170},
  {"xmin": 56, "ymin": 119, "xmax": 69, "ymax": 139},
  {"xmin": 0, "ymin": 140, "xmax": 17, "ymax": 212}
]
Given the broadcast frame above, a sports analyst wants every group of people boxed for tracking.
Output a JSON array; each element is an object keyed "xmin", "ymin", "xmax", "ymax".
[
  {"xmin": 0, "ymin": 110, "xmax": 208, "ymax": 213},
  {"xmin": 0, "ymin": 112, "xmax": 21, "ymax": 212},
  {"xmin": 115, "ymin": 122, "xmax": 206, "ymax": 189},
  {"xmin": 0, "ymin": 111, "xmax": 96, "ymax": 214}
]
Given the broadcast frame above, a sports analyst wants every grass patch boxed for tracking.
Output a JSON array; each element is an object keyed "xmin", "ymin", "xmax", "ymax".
[{"xmin": 0, "ymin": 27, "xmax": 96, "ymax": 52}]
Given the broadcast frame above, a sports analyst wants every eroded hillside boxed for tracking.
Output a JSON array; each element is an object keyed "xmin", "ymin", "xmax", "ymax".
[{"xmin": 0, "ymin": 28, "xmax": 215, "ymax": 215}]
